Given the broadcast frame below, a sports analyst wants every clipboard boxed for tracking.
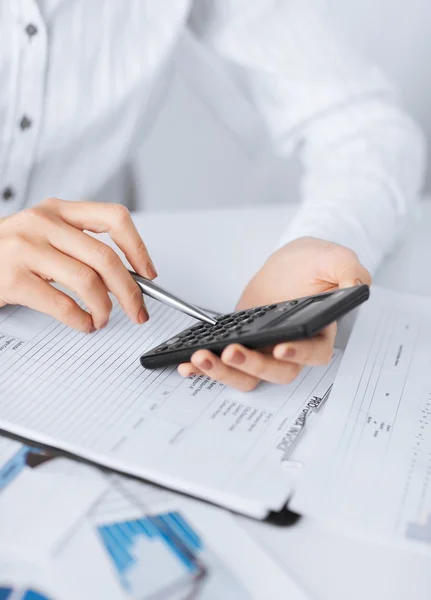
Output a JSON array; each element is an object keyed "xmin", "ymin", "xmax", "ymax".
[{"xmin": 0, "ymin": 384, "xmax": 331, "ymax": 527}]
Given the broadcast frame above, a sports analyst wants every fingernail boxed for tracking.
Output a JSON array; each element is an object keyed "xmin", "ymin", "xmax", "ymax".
[
  {"xmin": 229, "ymin": 349, "xmax": 245, "ymax": 365},
  {"xmin": 147, "ymin": 260, "xmax": 158, "ymax": 280},
  {"xmin": 355, "ymin": 279, "xmax": 362, "ymax": 286},
  {"xmin": 99, "ymin": 319, "xmax": 109, "ymax": 330},
  {"xmin": 197, "ymin": 358, "xmax": 212, "ymax": 370},
  {"xmin": 89, "ymin": 326, "xmax": 96, "ymax": 333},
  {"xmin": 138, "ymin": 306, "xmax": 149, "ymax": 324},
  {"xmin": 282, "ymin": 347, "xmax": 296, "ymax": 360}
]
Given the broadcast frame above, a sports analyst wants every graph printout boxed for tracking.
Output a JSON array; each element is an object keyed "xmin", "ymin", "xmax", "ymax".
[
  {"xmin": 0, "ymin": 299, "xmax": 339, "ymax": 517},
  {"xmin": 0, "ymin": 439, "xmax": 309, "ymax": 600},
  {"xmin": 52, "ymin": 480, "xmax": 254, "ymax": 600},
  {"xmin": 292, "ymin": 286, "xmax": 431, "ymax": 553}
]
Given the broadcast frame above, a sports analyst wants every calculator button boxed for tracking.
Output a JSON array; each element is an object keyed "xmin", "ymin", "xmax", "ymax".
[
  {"xmin": 166, "ymin": 337, "xmax": 180, "ymax": 345},
  {"xmin": 268, "ymin": 304, "xmax": 277, "ymax": 310}
]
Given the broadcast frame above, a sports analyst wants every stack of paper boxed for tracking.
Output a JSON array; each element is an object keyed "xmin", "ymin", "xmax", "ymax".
[{"xmin": 291, "ymin": 287, "xmax": 431, "ymax": 555}]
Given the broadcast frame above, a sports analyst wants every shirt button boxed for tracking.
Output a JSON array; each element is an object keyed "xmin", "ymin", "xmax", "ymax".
[
  {"xmin": 2, "ymin": 187, "xmax": 15, "ymax": 201},
  {"xmin": 25, "ymin": 23, "xmax": 38, "ymax": 37},
  {"xmin": 19, "ymin": 115, "xmax": 32, "ymax": 131}
]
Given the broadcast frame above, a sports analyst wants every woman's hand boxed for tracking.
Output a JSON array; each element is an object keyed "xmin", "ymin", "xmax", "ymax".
[
  {"xmin": 0, "ymin": 198, "xmax": 157, "ymax": 332},
  {"xmin": 178, "ymin": 237, "xmax": 371, "ymax": 391}
]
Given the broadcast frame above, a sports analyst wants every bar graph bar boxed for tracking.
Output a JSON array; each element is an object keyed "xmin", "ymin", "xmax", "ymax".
[{"xmin": 97, "ymin": 511, "xmax": 203, "ymax": 591}]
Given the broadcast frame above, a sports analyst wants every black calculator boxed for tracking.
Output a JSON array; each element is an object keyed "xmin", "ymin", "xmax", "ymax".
[{"xmin": 140, "ymin": 284, "xmax": 370, "ymax": 369}]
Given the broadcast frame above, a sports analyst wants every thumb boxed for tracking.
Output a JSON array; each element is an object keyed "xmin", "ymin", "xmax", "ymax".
[{"xmin": 335, "ymin": 254, "xmax": 372, "ymax": 290}]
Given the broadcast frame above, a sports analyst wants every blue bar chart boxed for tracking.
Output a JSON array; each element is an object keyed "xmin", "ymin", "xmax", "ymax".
[{"xmin": 97, "ymin": 511, "xmax": 203, "ymax": 593}]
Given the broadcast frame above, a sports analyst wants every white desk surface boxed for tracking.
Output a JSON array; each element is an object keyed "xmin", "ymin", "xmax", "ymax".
[{"xmin": 132, "ymin": 201, "xmax": 431, "ymax": 600}]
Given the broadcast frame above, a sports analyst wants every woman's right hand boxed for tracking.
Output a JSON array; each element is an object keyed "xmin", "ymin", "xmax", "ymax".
[{"xmin": 0, "ymin": 197, "xmax": 157, "ymax": 332}]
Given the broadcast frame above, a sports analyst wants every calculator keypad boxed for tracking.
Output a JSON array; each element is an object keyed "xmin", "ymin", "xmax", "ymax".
[{"xmin": 151, "ymin": 300, "xmax": 306, "ymax": 354}]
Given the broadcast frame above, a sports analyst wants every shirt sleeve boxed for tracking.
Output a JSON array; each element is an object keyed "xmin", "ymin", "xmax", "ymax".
[{"xmin": 188, "ymin": 0, "xmax": 427, "ymax": 274}]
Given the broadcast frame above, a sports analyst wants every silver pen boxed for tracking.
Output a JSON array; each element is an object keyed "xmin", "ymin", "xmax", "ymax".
[{"xmin": 128, "ymin": 270, "xmax": 218, "ymax": 326}]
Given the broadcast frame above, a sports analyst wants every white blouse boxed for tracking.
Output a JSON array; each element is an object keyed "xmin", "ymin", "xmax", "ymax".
[{"xmin": 0, "ymin": 0, "xmax": 426, "ymax": 273}]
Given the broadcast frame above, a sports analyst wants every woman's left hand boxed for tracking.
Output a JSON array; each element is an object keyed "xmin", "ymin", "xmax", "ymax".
[{"xmin": 178, "ymin": 237, "xmax": 371, "ymax": 391}]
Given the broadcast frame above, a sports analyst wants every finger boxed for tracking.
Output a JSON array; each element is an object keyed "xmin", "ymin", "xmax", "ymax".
[
  {"xmin": 273, "ymin": 324, "xmax": 337, "ymax": 366},
  {"xmin": 13, "ymin": 273, "xmax": 93, "ymax": 333},
  {"xmin": 332, "ymin": 250, "xmax": 372, "ymax": 289},
  {"xmin": 28, "ymin": 244, "xmax": 112, "ymax": 330},
  {"xmin": 46, "ymin": 198, "xmax": 157, "ymax": 279},
  {"xmin": 177, "ymin": 363, "xmax": 203, "ymax": 377},
  {"xmin": 45, "ymin": 222, "xmax": 148, "ymax": 324},
  {"xmin": 221, "ymin": 344, "xmax": 302, "ymax": 385},
  {"xmin": 190, "ymin": 349, "xmax": 260, "ymax": 392}
]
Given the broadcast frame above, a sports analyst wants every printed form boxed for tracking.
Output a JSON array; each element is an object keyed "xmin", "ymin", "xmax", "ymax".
[
  {"xmin": 291, "ymin": 286, "xmax": 431, "ymax": 553},
  {"xmin": 0, "ymin": 299, "xmax": 340, "ymax": 518}
]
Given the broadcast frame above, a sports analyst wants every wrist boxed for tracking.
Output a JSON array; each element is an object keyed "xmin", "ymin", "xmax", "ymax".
[{"xmin": 277, "ymin": 220, "xmax": 379, "ymax": 276}]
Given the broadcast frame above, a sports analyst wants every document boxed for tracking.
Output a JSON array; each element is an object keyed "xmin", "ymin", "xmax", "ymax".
[
  {"xmin": 291, "ymin": 286, "xmax": 431, "ymax": 553},
  {"xmin": 0, "ymin": 437, "xmax": 105, "ymax": 556},
  {"xmin": 0, "ymin": 300, "xmax": 340, "ymax": 518},
  {"xmin": 0, "ymin": 439, "xmax": 312, "ymax": 600}
]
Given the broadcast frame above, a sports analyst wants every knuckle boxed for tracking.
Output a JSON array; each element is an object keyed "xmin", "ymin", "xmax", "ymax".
[
  {"xmin": 2, "ymin": 233, "xmax": 29, "ymax": 255},
  {"xmin": 136, "ymin": 238, "xmax": 148, "ymax": 257},
  {"xmin": 2, "ymin": 266, "xmax": 23, "ymax": 292},
  {"xmin": 40, "ymin": 197, "xmax": 60, "ymax": 210},
  {"xmin": 77, "ymin": 266, "xmax": 99, "ymax": 290},
  {"xmin": 127, "ymin": 282, "xmax": 142, "ymax": 304},
  {"xmin": 22, "ymin": 207, "xmax": 43, "ymax": 221},
  {"xmin": 54, "ymin": 295, "xmax": 78, "ymax": 319},
  {"xmin": 95, "ymin": 243, "xmax": 118, "ymax": 268},
  {"xmin": 111, "ymin": 203, "xmax": 130, "ymax": 226},
  {"xmin": 21, "ymin": 206, "xmax": 52, "ymax": 228}
]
